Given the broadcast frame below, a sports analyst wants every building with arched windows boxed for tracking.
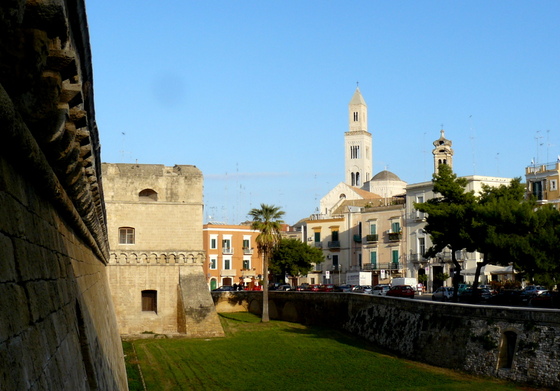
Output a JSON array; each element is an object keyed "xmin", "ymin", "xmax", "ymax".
[{"xmin": 102, "ymin": 163, "xmax": 223, "ymax": 337}]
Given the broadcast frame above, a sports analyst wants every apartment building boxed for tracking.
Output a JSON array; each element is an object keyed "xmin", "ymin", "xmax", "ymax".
[{"xmin": 203, "ymin": 223, "xmax": 263, "ymax": 290}]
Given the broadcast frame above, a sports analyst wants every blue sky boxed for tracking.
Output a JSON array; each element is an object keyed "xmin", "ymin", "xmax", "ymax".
[{"xmin": 87, "ymin": 1, "xmax": 560, "ymax": 225}]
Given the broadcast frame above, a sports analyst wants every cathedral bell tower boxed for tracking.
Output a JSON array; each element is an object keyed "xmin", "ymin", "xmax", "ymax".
[
  {"xmin": 432, "ymin": 129, "xmax": 454, "ymax": 174},
  {"xmin": 345, "ymin": 87, "xmax": 372, "ymax": 188}
]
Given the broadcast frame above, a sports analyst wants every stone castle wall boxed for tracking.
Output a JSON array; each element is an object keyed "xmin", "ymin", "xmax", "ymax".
[
  {"xmin": 213, "ymin": 292, "xmax": 560, "ymax": 389},
  {"xmin": 0, "ymin": 1, "xmax": 127, "ymax": 389},
  {"xmin": 104, "ymin": 163, "xmax": 223, "ymax": 337}
]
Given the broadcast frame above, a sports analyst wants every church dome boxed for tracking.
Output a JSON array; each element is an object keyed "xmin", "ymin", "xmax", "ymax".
[{"xmin": 371, "ymin": 170, "xmax": 402, "ymax": 182}]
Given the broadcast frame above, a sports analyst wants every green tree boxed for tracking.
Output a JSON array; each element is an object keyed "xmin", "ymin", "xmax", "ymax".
[
  {"xmin": 414, "ymin": 164, "xmax": 477, "ymax": 300},
  {"xmin": 527, "ymin": 206, "xmax": 560, "ymax": 288},
  {"xmin": 270, "ymin": 238, "xmax": 324, "ymax": 280},
  {"xmin": 248, "ymin": 204, "xmax": 285, "ymax": 322},
  {"xmin": 470, "ymin": 178, "xmax": 532, "ymax": 290}
]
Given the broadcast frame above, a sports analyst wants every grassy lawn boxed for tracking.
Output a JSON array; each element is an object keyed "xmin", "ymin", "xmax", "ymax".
[{"xmin": 124, "ymin": 312, "xmax": 528, "ymax": 391}]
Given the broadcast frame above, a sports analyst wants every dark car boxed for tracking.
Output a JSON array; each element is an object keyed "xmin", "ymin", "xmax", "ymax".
[
  {"xmin": 529, "ymin": 291, "xmax": 560, "ymax": 308},
  {"xmin": 459, "ymin": 287, "xmax": 492, "ymax": 303},
  {"xmin": 487, "ymin": 289, "xmax": 523, "ymax": 306},
  {"xmin": 212, "ymin": 286, "xmax": 235, "ymax": 292},
  {"xmin": 335, "ymin": 284, "xmax": 353, "ymax": 292},
  {"xmin": 276, "ymin": 284, "xmax": 293, "ymax": 291},
  {"xmin": 386, "ymin": 285, "xmax": 415, "ymax": 298}
]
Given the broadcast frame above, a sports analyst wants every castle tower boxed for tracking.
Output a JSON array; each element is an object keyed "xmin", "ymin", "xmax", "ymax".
[
  {"xmin": 345, "ymin": 87, "xmax": 372, "ymax": 188},
  {"xmin": 432, "ymin": 129, "xmax": 454, "ymax": 174}
]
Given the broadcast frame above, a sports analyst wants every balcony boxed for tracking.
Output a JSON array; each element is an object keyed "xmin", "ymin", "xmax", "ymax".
[
  {"xmin": 243, "ymin": 247, "xmax": 253, "ymax": 255},
  {"xmin": 314, "ymin": 242, "xmax": 322, "ymax": 248},
  {"xmin": 409, "ymin": 253, "xmax": 427, "ymax": 263},
  {"xmin": 328, "ymin": 241, "xmax": 341, "ymax": 249},
  {"xmin": 220, "ymin": 269, "xmax": 236, "ymax": 277},
  {"xmin": 353, "ymin": 235, "xmax": 362, "ymax": 243},
  {"xmin": 366, "ymin": 234, "xmax": 378, "ymax": 242},
  {"xmin": 388, "ymin": 232, "xmax": 402, "ymax": 241},
  {"xmin": 362, "ymin": 262, "xmax": 403, "ymax": 271},
  {"xmin": 222, "ymin": 247, "xmax": 233, "ymax": 255}
]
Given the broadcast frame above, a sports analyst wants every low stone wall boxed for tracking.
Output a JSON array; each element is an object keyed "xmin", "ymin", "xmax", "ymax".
[{"xmin": 212, "ymin": 291, "xmax": 560, "ymax": 389}]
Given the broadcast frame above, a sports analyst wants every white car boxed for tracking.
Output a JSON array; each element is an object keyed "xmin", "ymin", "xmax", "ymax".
[
  {"xmin": 371, "ymin": 284, "xmax": 391, "ymax": 296},
  {"xmin": 432, "ymin": 286, "xmax": 454, "ymax": 302}
]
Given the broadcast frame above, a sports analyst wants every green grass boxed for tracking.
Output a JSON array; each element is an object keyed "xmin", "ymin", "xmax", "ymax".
[{"xmin": 124, "ymin": 312, "xmax": 527, "ymax": 391}]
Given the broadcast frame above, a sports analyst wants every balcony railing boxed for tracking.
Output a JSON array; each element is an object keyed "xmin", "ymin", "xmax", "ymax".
[
  {"xmin": 366, "ymin": 234, "xmax": 378, "ymax": 242},
  {"xmin": 243, "ymin": 247, "xmax": 253, "ymax": 255},
  {"xmin": 388, "ymin": 232, "xmax": 402, "ymax": 241},
  {"xmin": 353, "ymin": 235, "xmax": 362, "ymax": 243},
  {"xmin": 314, "ymin": 242, "xmax": 322, "ymax": 248},
  {"xmin": 220, "ymin": 269, "xmax": 236, "ymax": 276},
  {"xmin": 328, "ymin": 241, "xmax": 341, "ymax": 249},
  {"xmin": 409, "ymin": 253, "xmax": 427, "ymax": 263},
  {"xmin": 222, "ymin": 248, "xmax": 233, "ymax": 255},
  {"xmin": 362, "ymin": 262, "xmax": 403, "ymax": 271}
]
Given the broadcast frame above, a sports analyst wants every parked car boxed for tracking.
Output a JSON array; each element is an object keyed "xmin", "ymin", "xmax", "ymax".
[
  {"xmin": 487, "ymin": 289, "xmax": 523, "ymax": 306},
  {"xmin": 305, "ymin": 284, "xmax": 322, "ymax": 292},
  {"xmin": 276, "ymin": 284, "xmax": 293, "ymax": 291},
  {"xmin": 523, "ymin": 285, "xmax": 547, "ymax": 295},
  {"xmin": 529, "ymin": 291, "xmax": 560, "ymax": 308},
  {"xmin": 335, "ymin": 284, "xmax": 353, "ymax": 292},
  {"xmin": 212, "ymin": 286, "xmax": 235, "ymax": 292},
  {"xmin": 432, "ymin": 286, "xmax": 454, "ymax": 302},
  {"xmin": 458, "ymin": 287, "xmax": 492, "ymax": 303},
  {"xmin": 296, "ymin": 284, "xmax": 309, "ymax": 291},
  {"xmin": 319, "ymin": 284, "xmax": 336, "ymax": 292},
  {"xmin": 386, "ymin": 285, "xmax": 415, "ymax": 298},
  {"xmin": 457, "ymin": 283, "xmax": 469, "ymax": 295},
  {"xmin": 353, "ymin": 285, "xmax": 372, "ymax": 294},
  {"xmin": 520, "ymin": 285, "xmax": 547, "ymax": 305},
  {"xmin": 371, "ymin": 284, "xmax": 391, "ymax": 296}
]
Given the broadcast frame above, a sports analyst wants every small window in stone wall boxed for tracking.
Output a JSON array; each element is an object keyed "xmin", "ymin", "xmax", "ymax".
[
  {"xmin": 142, "ymin": 290, "xmax": 157, "ymax": 313},
  {"xmin": 119, "ymin": 227, "xmax": 135, "ymax": 244},
  {"xmin": 139, "ymin": 189, "xmax": 158, "ymax": 201},
  {"xmin": 498, "ymin": 331, "xmax": 517, "ymax": 369}
]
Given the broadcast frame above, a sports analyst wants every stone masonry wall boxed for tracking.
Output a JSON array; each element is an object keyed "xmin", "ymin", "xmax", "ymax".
[
  {"xmin": 212, "ymin": 291, "xmax": 560, "ymax": 389},
  {"xmin": 0, "ymin": 1, "xmax": 127, "ymax": 389}
]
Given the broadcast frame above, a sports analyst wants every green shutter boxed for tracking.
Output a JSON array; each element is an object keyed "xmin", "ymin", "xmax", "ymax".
[{"xmin": 370, "ymin": 251, "xmax": 377, "ymax": 268}]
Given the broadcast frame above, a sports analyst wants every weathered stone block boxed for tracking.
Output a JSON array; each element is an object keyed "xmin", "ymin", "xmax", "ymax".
[{"xmin": 0, "ymin": 283, "xmax": 30, "ymax": 344}]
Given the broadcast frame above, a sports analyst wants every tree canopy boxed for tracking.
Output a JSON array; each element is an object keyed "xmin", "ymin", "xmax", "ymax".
[
  {"xmin": 270, "ymin": 238, "xmax": 324, "ymax": 280},
  {"xmin": 416, "ymin": 165, "xmax": 560, "ymax": 290}
]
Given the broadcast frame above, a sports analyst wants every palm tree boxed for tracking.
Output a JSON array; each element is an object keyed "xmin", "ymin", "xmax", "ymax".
[{"xmin": 248, "ymin": 204, "xmax": 285, "ymax": 322}]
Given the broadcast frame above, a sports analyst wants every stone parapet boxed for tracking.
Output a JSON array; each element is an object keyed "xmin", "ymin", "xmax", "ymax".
[{"xmin": 108, "ymin": 250, "xmax": 205, "ymax": 265}]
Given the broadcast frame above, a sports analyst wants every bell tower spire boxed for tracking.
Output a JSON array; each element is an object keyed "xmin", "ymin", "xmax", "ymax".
[
  {"xmin": 345, "ymin": 87, "xmax": 372, "ymax": 188},
  {"xmin": 432, "ymin": 128, "xmax": 454, "ymax": 174}
]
